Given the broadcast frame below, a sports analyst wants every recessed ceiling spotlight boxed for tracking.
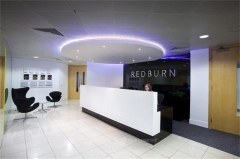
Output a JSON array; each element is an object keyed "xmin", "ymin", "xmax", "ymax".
[
  {"xmin": 120, "ymin": 62, "xmax": 122, "ymax": 63},
  {"xmin": 133, "ymin": 60, "xmax": 135, "ymax": 62},
  {"xmin": 69, "ymin": 61, "xmax": 72, "ymax": 62},
  {"xmin": 199, "ymin": 35, "xmax": 209, "ymax": 39},
  {"xmin": 103, "ymin": 45, "xmax": 105, "ymax": 48},
  {"xmin": 164, "ymin": 61, "xmax": 165, "ymax": 62},
  {"xmin": 34, "ymin": 56, "xmax": 38, "ymax": 58},
  {"xmin": 149, "ymin": 57, "xmax": 151, "ymax": 59},
  {"xmin": 77, "ymin": 50, "xmax": 79, "ymax": 52},
  {"xmin": 76, "ymin": 56, "xmax": 78, "ymax": 58},
  {"xmin": 92, "ymin": 60, "xmax": 94, "ymax": 62},
  {"xmin": 139, "ymin": 48, "xmax": 141, "ymax": 51}
]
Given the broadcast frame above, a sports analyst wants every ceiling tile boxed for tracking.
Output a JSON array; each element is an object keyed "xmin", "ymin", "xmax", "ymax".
[
  {"xmin": 210, "ymin": 15, "xmax": 240, "ymax": 32},
  {"xmin": 146, "ymin": 14, "xmax": 187, "ymax": 31},
  {"xmin": 67, "ymin": 1, "xmax": 111, "ymax": 12},
  {"xmin": 23, "ymin": 1, "xmax": 72, "ymax": 12},
  {"xmin": 113, "ymin": 1, "xmax": 153, "ymax": 13},
  {"xmin": 114, "ymin": 28, "xmax": 143, "ymax": 37},
  {"xmin": 114, "ymin": 13, "xmax": 149, "ymax": 28},
  {"xmin": 56, "ymin": 28, "xmax": 88, "ymax": 38},
  {"xmin": 37, "ymin": 12, "xmax": 84, "ymax": 28},
  {"xmin": 141, "ymin": 29, "xmax": 170, "ymax": 39},
  {"xmin": 1, "ymin": 15, "xmax": 22, "ymax": 28},
  {"xmin": 2, "ymin": 12, "xmax": 53, "ymax": 28},
  {"xmin": 152, "ymin": 1, "xmax": 201, "ymax": 15},
  {"xmin": 1, "ymin": 1, "xmax": 31, "ymax": 12},
  {"xmin": 76, "ymin": 13, "xmax": 114, "ymax": 28},
  {"xmin": 191, "ymin": 1, "xmax": 239, "ymax": 15},
  {"xmin": 85, "ymin": 28, "xmax": 115, "ymax": 36},
  {"xmin": 174, "ymin": 15, "xmax": 222, "ymax": 31}
]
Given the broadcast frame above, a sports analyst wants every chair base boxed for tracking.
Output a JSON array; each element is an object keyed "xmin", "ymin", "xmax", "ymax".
[
  {"xmin": 14, "ymin": 114, "xmax": 37, "ymax": 122},
  {"xmin": 47, "ymin": 105, "xmax": 61, "ymax": 108}
]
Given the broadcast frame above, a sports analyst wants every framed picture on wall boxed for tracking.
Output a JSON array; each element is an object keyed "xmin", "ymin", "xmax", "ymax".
[
  {"xmin": 41, "ymin": 75, "xmax": 45, "ymax": 80},
  {"xmin": 23, "ymin": 74, "xmax": 29, "ymax": 80},
  {"xmin": 47, "ymin": 75, "xmax": 52, "ymax": 80},
  {"xmin": 33, "ymin": 74, "xmax": 38, "ymax": 80}
]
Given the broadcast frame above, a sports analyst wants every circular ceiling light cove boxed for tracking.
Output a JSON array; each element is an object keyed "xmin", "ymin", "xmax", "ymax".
[{"xmin": 60, "ymin": 35, "xmax": 166, "ymax": 54}]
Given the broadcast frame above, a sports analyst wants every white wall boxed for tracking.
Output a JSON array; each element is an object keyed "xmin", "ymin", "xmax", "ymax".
[
  {"xmin": 87, "ymin": 62, "xmax": 123, "ymax": 88},
  {"xmin": 190, "ymin": 48, "xmax": 209, "ymax": 128},
  {"xmin": 12, "ymin": 58, "xmax": 68, "ymax": 104}
]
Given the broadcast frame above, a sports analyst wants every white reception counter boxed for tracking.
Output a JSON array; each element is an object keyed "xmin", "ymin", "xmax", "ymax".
[{"xmin": 80, "ymin": 85, "xmax": 171, "ymax": 144}]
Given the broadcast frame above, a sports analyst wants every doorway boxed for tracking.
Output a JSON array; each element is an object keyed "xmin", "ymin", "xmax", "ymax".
[{"xmin": 68, "ymin": 65, "xmax": 87, "ymax": 99}]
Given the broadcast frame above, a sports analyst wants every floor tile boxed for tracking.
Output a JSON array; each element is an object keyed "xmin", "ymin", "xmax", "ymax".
[
  {"xmin": 33, "ymin": 152, "xmax": 56, "ymax": 159},
  {"xmin": 26, "ymin": 137, "xmax": 49, "ymax": 149},
  {"xmin": 49, "ymin": 138, "xmax": 73, "ymax": 151},
  {"xmin": 27, "ymin": 144, "xmax": 52, "ymax": 159},
  {"xmin": 110, "ymin": 149, "xmax": 136, "ymax": 159},
  {"xmin": 179, "ymin": 144, "xmax": 205, "ymax": 159},
  {"xmin": 152, "ymin": 143, "xmax": 177, "ymax": 158},
  {"xmin": 59, "ymin": 125, "xmax": 77, "ymax": 132},
  {"xmin": 125, "ymin": 142, "xmax": 150, "ymax": 156},
  {"xmin": 46, "ymin": 132, "xmax": 66, "ymax": 143},
  {"xmin": 170, "ymin": 151, "xmax": 196, "ymax": 159},
  {"xmin": 1, "ymin": 135, "xmax": 25, "ymax": 148},
  {"xmin": 114, "ymin": 136, "xmax": 137, "ymax": 147},
  {"xmin": 74, "ymin": 140, "xmax": 97, "ymax": 153},
  {"xmin": 99, "ymin": 141, "xmax": 123, "ymax": 155},
  {"xmin": 2, "ymin": 151, "xmax": 27, "ymax": 159},
  {"xmin": 186, "ymin": 140, "xmax": 209, "ymax": 151},
  {"xmin": 201, "ymin": 152, "xmax": 224, "ymax": 159},
  {"xmin": 69, "ymin": 154, "xmax": 84, "ymax": 159},
  {"xmin": 207, "ymin": 147, "xmax": 234, "ymax": 159},
  {"xmin": 83, "ymin": 130, "xmax": 103, "ymax": 139},
  {"xmin": 63, "ymin": 129, "xmax": 82, "ymax": 138},
  {"xmin": 160, "ymin": 137, "xmax": 185, "ymax": 150},
  {"xmin": 168, "ymin": 134, "xmax": 189, "ymax": 143},
  {"xmin": 68, "ymin": 134, "xmax": 89, "ymax": 145},
  {"xmin": 81, "ymin": 147, "xmax": 108, "ymax": 159},
  {"xmin": 91, "ymin": 135, "xmax": 112, "ymax": 146},
  {"xmin": 140, "ymin": 150, "xmax": 168, "ymax": 159},
  {"xmin": 78, "ymin": 126, "xmax": 95, "ymax": 133},
  {"xmin": 53, "ymin": 145, "xmax": 79, "ymax": 159},
  {"xmin": 0, "ymin": 143, "xmax": 26, "ymax": 157}
]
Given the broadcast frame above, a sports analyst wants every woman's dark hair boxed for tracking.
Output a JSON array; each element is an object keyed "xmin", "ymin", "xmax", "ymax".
[{"xmin": 144, "ymin": 83, "xmax": 152, "ymax": 91}]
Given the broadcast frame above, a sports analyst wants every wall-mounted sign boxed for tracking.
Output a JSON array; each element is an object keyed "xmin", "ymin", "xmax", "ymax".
[{"xmin": 130, "ymin": 69, "xmax": 176, "ymax": 78}]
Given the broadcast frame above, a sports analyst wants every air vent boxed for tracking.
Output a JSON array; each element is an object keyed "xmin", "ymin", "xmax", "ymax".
[
  {"xmin": 215, "ymin": 46, "xmax": 228, "ymax": 52},
  {"xmin": 30, "ymin": 28, "xmax": 64, "ymax": 38},
  {"xmin": 169, "ymin": 47, "xmax": 190, "ymax": 53}
]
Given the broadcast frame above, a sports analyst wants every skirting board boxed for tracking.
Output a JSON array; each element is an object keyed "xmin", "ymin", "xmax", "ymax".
[
  {"xmin": 190, "ymin": 119, "xmax": 208, "ymax": 128},
  {"xmin": 82, "ymin": 107, "xmax": 170, "ymax": 145}
]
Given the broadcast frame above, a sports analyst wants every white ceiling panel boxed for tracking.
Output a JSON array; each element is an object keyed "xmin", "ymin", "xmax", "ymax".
[
  {"xmin": 85, "ymin": 28, "xmax": 115, "ymax": 36},
  {"xmin": 2, "ymin": 12, "xmax": 53, "ymax": 28},
  {"xmin": 152, "ymin": 1, "xmax": 201, "ymax": 15},
  {"xmin": 56, "ymin": 28, "xmax": 88, "ymax": 38},
  {"xmin": 1, "ymin": 1, "xmax": 31, "ymax": 12},
  {"xmin": 175, "ymin": 15, "xmax": 222, "ymax": 31},
  {"xmin": 146, "ymin": 14, "xmax": 187, "ymax": 31},
  {"xmin": 114, "ymin": 13, "xmax": 149, "ymax": 28},
  {"xmin": 113, "ymin": 1, "xmax": 153, "ymax": 13},
  {"xmin": 23, "ymin": 1, "xmax": 72, "ymax": 12},
  {"xmin": 141, "ymin": 29, "xmax": 170, "ymax": 39},
  {"xmin": 114, "ymin": 28, "xmax": 143, "ymax": 37},
  {"xmin": 67, "ymin": 1, "xmax": 111, "ymax": 13},
  {"xmin": 37, "ymin": 12, "xmax": 84, "ymax": 28},
  {"xmin": 76, "ymin": 13, "xmax": 114, "ymax": 28},
  {"xmin": 210, "ymin": 16, "xmax": 240, "ymax": 32},
  {"xmin": 1, "ymin": 16, "xmax": 23, "ymax": 28},
  {"xmin": 192, "ymin": 1, "xmax": 239, "ymax": 16}
]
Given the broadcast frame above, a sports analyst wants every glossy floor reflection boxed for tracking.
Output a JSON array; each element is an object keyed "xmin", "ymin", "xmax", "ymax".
[{"xmin": 0, "ymin": 100, "xmax": 238, "ymax": 159}]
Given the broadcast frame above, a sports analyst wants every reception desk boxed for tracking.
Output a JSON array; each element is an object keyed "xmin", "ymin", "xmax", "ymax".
[{"xmin": 80, "ymin": 85, "xmax": 171, "ymax": 144}]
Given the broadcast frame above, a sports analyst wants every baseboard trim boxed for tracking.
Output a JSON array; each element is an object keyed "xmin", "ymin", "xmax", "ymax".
[
  {"xmin": 82, "ymin": 107, "xmax": 170, "ymax": 145},
  {"xmin": 190, "ymin": 119, "xmax": 208, "ymax": 128}
]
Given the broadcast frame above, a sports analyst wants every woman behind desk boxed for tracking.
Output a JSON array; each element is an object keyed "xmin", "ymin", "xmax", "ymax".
[{"xmin": 144, "ymin": 83, "xmax": 152, "ymax": 91}]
